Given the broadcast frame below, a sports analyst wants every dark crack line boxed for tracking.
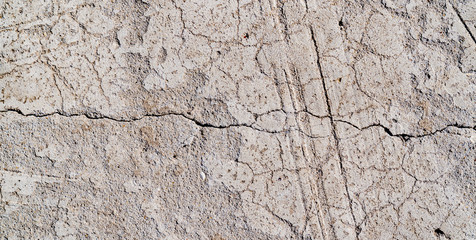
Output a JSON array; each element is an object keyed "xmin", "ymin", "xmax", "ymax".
[
  {"xmin": 0, "ymin": 169, "xmax": 78, "ymax": 182},
  {"xmin": 336, "ymin": 119, "xmax": 475, "ymax": 141},
  {"xmin": 0, "ymin": 108, "xmax": 258, "ymax": 129},
  {"xmin": 309, "ymin": 25, "xmax": 361, "ymax": 239},
  {"xmin": 451, "ymin": 3, "xmax": 476, "ymax": 45},
  {"xmin": 0, "ymin": 108, "xmax": 331, "ymax": 139},
  {"xmin": 264, "ymin": 203, "xmax": 302, "ymax": 239}
]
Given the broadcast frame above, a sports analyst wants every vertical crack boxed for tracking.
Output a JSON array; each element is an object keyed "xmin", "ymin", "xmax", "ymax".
[
  {"xmin": 270, "ymin": 2, "xmax": 326, "ymax": 238},
  {"xmin": 309, "ymin": 25, "xmax": 361, "ymax": 239}
]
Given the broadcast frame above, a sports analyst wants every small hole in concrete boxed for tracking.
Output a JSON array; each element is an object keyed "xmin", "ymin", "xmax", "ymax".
[{"xmin": 434, "ymin": 228, "xmax": 444, "ymax": 235}]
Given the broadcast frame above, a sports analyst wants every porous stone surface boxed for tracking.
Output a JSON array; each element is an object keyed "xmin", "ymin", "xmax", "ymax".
[{"xmin": 0, "ymin": 0, "xmax": 475, "ymax": 239}]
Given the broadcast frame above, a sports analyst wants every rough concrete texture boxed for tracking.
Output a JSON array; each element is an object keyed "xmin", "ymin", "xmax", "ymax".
[{"xmin": 0, "ymin": 0, "xmax": 475, "ymax": 239}]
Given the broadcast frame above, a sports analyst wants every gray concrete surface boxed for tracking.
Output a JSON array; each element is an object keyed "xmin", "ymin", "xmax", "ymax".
[{"xmin": 0, "ymin": 0, "xmax": 475, "ymax": 239}]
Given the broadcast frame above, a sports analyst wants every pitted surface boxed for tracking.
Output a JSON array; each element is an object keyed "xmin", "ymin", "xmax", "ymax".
[{"xmin": 1, "ymin": 0, "xmax": 475, "ymax": 239}]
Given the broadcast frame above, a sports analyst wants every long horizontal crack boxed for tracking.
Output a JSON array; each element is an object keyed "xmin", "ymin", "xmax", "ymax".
[
  {"xmin": 0, "ymin": 108, "xmax": 328, "ymax": 138},
  {"xmin": 3, "ymin": 109, "xmax": 473, "ymax": 141},
  {"xmin": 0, "ymin": 108, "xmax": 259, "ymax": 128},
  {"xmin": 336, "ymin": 119, "xmax": 475, "ymax": 141}
]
